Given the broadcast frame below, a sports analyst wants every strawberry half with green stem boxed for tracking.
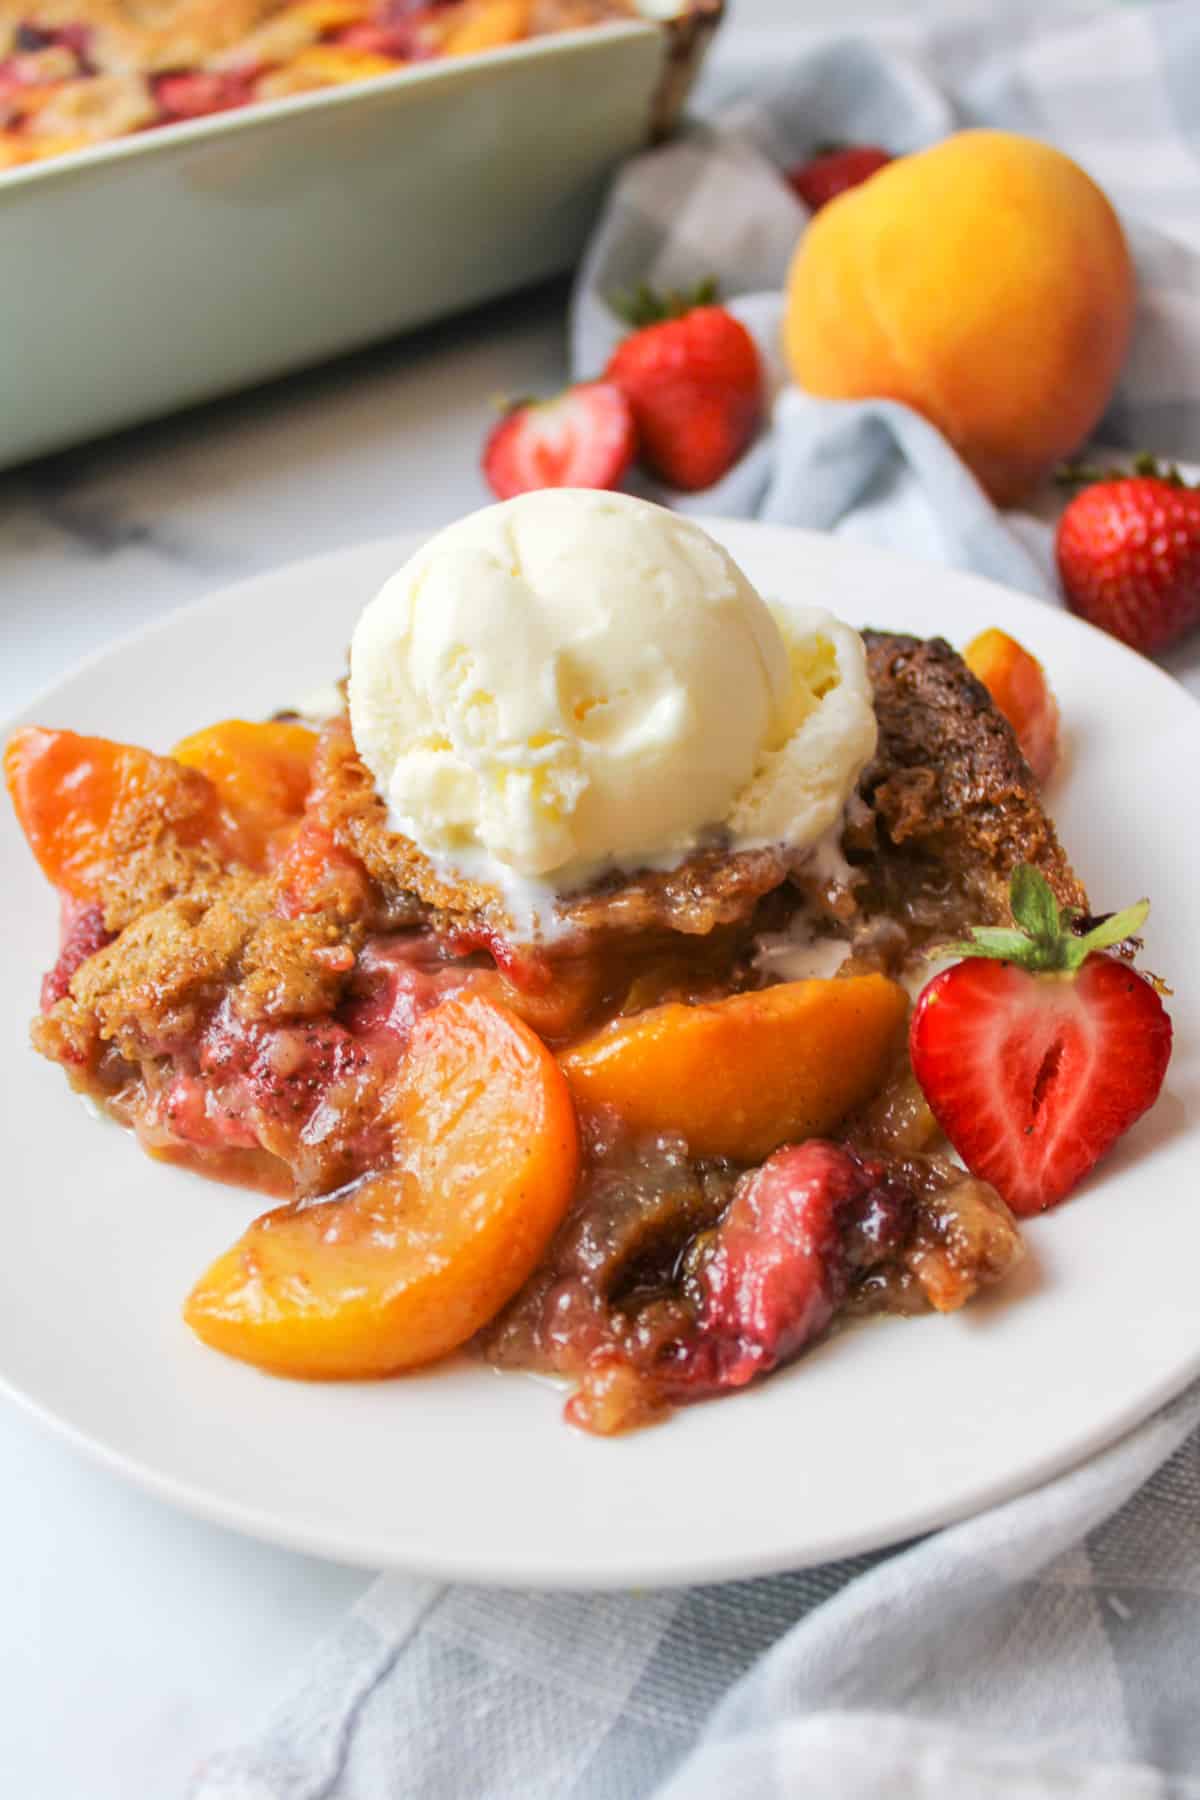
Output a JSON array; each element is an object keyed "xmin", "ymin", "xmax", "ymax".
[
  {"xmin": 1056, "ymin": 454, "xmax": 1200, "ymax": 654},
  {"xmin": 481, "ymin": 380, "xmax": 636, "ymax": 502},
  {"xmin": 605, "ymin": 283, "xmax": 763, "ymax": 493},
  {"xmin": 910, "ymin": 866, "xmax": 1172, "ymax": 1216}
]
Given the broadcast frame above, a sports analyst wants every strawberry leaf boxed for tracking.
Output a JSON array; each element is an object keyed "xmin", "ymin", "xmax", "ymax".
[
  {"xmin": 939, "ymin": 927, "xmax": 1033, "ymax": 962},
  {"xmin": 609, "ymin": 277, "xmax": 719, "ymax": 331},
  {"xmin": 1011, "ymin": 863, "xmax": 1061, "ymax": 945},
  {"xmin": 1068, "ymin": 899, "xmax": 1150, "ymax": 965},
  {"xmin": 1056, "ymin": 453, "xmax": 1191, "ymax": 492},
  {"xmin": 936, "ymin": 865, "xmax": 1151, "ymax": 974}
]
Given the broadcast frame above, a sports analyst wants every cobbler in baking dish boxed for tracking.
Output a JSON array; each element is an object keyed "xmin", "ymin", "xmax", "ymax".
[
  {"xmin": 0, "ymin": 0, "xmax": 641, "ymax": 168},
  {"xmin": 5, "ymin": 495, "xmax": 1171, "ymax": 1433}
]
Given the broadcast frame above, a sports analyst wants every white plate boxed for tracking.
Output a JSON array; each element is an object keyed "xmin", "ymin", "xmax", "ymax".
[{"xmin": 2, "ymin": 522, "xmax": 1198, "ymax": 1590}]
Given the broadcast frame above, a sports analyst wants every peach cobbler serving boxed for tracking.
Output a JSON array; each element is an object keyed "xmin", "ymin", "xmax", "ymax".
[
  {"xmin": 0, "ymin": 0, "xmax": 643, "ymax": 170},
  {"xmin": 5, "ymin": 495, "xmax": 1172, "ymax": 1433}
]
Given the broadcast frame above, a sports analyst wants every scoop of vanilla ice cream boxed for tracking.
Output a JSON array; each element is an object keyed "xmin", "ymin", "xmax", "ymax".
[
  {"xmin": 730, "ymin": 602, "xmax": 878, "ymax": 846},
  {"xmin": 350, "ymin": 491, "xmax": 790, "ymax": 879},
  {"xmin": 348, "ymin": 491, "xmax": 876, "ymax": 907}
]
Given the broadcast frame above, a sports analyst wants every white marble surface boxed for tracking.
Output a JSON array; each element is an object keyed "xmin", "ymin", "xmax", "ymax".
[{"xmin": 1, "ymin": 5, "xmax": 1192, "ymax": 1797}]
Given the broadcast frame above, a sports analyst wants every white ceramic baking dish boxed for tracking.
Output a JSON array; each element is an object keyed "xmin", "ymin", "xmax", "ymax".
[{"xmin": 0, "ymin": 4, "xmax": 719, "ymax": 469}]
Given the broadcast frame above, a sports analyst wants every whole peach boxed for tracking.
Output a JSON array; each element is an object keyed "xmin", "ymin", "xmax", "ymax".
[{"xmin": 783, "ymin": 130, "xmax": 1136, "ymax": 505}]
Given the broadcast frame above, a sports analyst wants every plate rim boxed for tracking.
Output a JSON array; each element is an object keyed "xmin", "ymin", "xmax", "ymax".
[{"xmin": 2, "ymin": 1333, "xmax": 1196, "ymax": 1588}]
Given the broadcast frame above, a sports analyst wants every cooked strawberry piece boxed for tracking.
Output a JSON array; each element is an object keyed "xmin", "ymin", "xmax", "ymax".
[
  {"xmin": 333, "ymin": 18, "xmax": 433, "ymax": 56},
  {"xmin": 605, "ymin": 303, "xmax": 763, "ymax": 492},
  {"xmin": 910, "ymin": 866, "xmax": 1172, "ymax": 1214},
  {"xmin": 154, "ymin": 69, "xmax": 257, "ymax": 119},
  {"xmin": 52, "ymin": 21, "xmax": 91, "ymax": 58},
  {"xmin": 200, "ymin": 1007, "xmax": 366, "ymax": 1095},
  {"xmin": 338, "ymin": 934, "xmax": 473, "ymax": 1046},
  {"xmin": 482, "ymin": 381, "xmax": 636, "ymax": 501},
  {"xmin": 159, "ymin": 1069, "xmax": 262, "ymax": 1151},
  {"xmin": 379, "ymin": 0, "xmax": 454, "ymax": 16},
  {"xmin": 41, "ymin": 897, "xmax": 114, "ymax": 1011},
  {"xmin": 669, "ymin": 1141, "xmax": 911, "ymax": 1392},
  {"xmin": 787, "ymin": 144, "xmax": 891, "ymax": 212},
  {"xmin": 443, "ymin": 920, "xmax": 552, "ymax": 993},
  {"xmin": 147, "ymin": 932, "xmax": 472, "ymax": 1177},
  {"xmin": 158, "ymin": 1011, "xmax": 368, "ymax": 1164}
]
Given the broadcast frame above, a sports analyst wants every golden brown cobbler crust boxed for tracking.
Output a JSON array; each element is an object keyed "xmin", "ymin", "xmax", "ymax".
[
  {"xmin": 35, "ymin": 872, "xmax": 363, "ymax": 1069},
  {"xmin": 309, "ymin": 715, "xmax": 811, "ymax": 949},
  {"xmin": 852, "ymin": 632, "xmax": 1086, "ymax": 928},
  {"xmin": 312, "ymin": 632, "xmax": 1086, "ymax": 950},
  {"xmin": 32, "ymin": 631, "xmax": 1088, "ymax": 1101},
  {"xmin": 1, "ymin": 0, "xmax": 638, "ymax": 73}
]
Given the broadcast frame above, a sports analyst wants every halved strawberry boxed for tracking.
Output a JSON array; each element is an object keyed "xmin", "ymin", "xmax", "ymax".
[
  {"xmin": 910, "ymin": 867, "xmax": 1172, "ymax": 1215},
  {"xmin": 481, "ymin": 381, "xmax": 636, "ymax": 501}
]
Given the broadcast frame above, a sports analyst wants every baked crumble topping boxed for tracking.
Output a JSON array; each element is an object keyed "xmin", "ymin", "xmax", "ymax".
[{"xmin": 0, "ymin": 0, "xmax": 641, "ymax": 169}]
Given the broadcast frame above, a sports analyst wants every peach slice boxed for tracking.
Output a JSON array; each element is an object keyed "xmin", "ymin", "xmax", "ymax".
[
  {"xmin": 561, "ymin": 975, "xmax": 908, "ymax": 1163},
  {"xmin": 443, "ymin": 0, "xmax": 531, "ymax": 57},
  {"xmin": 172, "ymin": 719, "xmax": 317, "ymax": 868},
  {"xmin": 963, "ymin": 628, "xmax": 1059, "ymax": 785},
  {"xmin": 4, "ymin": 725, "xmax": 222, "ymax": 900},
  {"xmin": 464, "ymin": 958, "xmax": 611, "ymax": 1046},
  {"xmin": 184, "ymin": 993, "xmax": 580, "ymax": 1378}
]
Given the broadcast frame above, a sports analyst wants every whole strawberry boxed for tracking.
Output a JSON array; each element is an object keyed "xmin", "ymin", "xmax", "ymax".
[
  {"xmin": 1056, "ymin": 455, "xmax": 1200, "ymax": 654},
  {"xmin": 605, "ymin": 285, "xmax": 763, "ymax": 492},
  {"xmin": 787, "ymin": 144, "xmax": 891, "ymax": 212},
  {"xmin": 910, "ymin": 866, "xmax": 1172, "ymax": 1216},
  {"xmin": 482, "ymin": 381, "xmax": 636, "ymax": 501}
]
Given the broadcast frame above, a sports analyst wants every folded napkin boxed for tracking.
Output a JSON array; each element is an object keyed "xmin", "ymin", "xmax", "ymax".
[{"xmin": 195, "ymin": 7, "xmax": 1200, "ymax": 1796}]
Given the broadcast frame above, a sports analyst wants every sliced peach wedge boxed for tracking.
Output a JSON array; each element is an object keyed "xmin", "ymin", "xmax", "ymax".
[
  {"xmin": 5, "ymin": 718, "xmax": 318, "ymax": 900},
  {"xmin": 185, "ymin": 994, "xmax": 580, "ymax": 1378},
  {"xmin": 443, "ymin": 0, "xmax": 531, "ymax": 57},
  {"xmin": 561, "ymin": 974, "xmax": 909, "ymax": 1164},
  {"xmin": 172, "ymin": 719, "xmax": 317, "ymax": 869},
  {"xmin": 4, "ymin": 725, "xmax": 224, "ymax": 899},
  {"xmin": 963, "ymin": 628, "xmax": 1059, "ymax": 785}
]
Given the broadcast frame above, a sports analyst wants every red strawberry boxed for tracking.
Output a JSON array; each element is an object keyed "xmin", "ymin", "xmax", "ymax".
[
  {"xmin": 605, "ymin": 298, "xmax": 763, "ymax": 492},
  {"xmin": 675, "ymin": 1142, "xmax": 911, "ymax": 1391},
  {"xmin": 41, "ymin": 898, "xmax": 113, "ymax": 1013},
  {"xmin": 910, "ymin": 866, "xmax": 1172, "ymax": 1216},
  {"xmin": 787, "ymin": 144, "xmax": 891, "ymax": 212},
  {"xmin": 481, "ymin": 380, "xmax": 636, "ymax": 501},
  {"xmin": 154, "ymin": 69, "xmax": 257, "ymax": 119},
  {"xmin": 1056, "ymin": 455, "xmax": 1200, "ymax": 654}
]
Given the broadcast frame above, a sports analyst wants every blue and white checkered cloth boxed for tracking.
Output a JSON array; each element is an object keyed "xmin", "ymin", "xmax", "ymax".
[{"xmin": 195, "ymin": 8, "xmax": 1200, "ymax": 1796}]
